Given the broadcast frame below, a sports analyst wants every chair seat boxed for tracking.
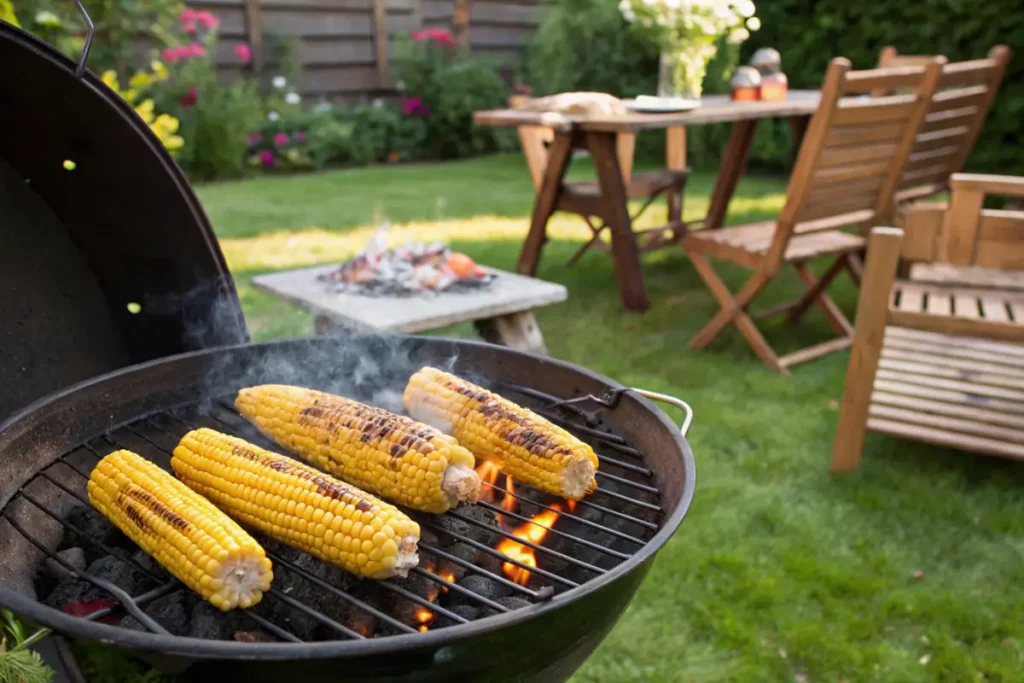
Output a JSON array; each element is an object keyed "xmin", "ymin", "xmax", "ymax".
[
  {"xmin": 888, "ymin": 279, "xmax": 1024, "ymax": 343},
  {"xmin": 687, "ymin": 221, "xmax": 865, "ymax": 267},
  {"xmin": 909, "ymin": 263, "xmax": 1024, "ymax": 291},
  {"xmin": 867, "ymin": 326, "xmax": 1024, "ymax": 460}
]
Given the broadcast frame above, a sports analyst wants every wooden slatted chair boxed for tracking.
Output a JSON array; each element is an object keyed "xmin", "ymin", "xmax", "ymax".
[
  {"xmin": 876, "ymin": 45, "xmax": 1010, "ymax": 207},
  {"xmin": 507, "ymin": 94, "xmax": 689, "ymax": 265},
  {"xmin": 682, "ymin": 57, "xmax": 944, "ymax": 373},
  {"xmin": 833, "ymin": 174, "xmax": 1024, "ymax": 471}
]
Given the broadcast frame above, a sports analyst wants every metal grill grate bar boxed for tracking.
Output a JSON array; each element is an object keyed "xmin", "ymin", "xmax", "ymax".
[
  {"xmin": 417, "ymin": 543, "xmax": 548, "ymax": 600},
  {"xmin": 475, "ymin": 501, "xmax": 630, "ymax": 561},
  {"xmin": 482, "ymin": 483, "xmax": 653, "ymax": 539}
]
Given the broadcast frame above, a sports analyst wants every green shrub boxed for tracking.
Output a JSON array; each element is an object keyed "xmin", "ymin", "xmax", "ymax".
[
  {"xmin": 739, "ymin": 1, "xmax": 1024, "ymax": 174},
  {"xmin": 349, "ymin": 104, "xmax": 402, "ymax": 165},
  {"xmin": 392, "ymin": 30, "xmax": 512, "ymax": 159}
]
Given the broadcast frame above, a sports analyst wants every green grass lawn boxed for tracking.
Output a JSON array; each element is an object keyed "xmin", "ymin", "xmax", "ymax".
[{"xmin": 81, "ymin": 155, "xmax": 1024, "ymax": 682}]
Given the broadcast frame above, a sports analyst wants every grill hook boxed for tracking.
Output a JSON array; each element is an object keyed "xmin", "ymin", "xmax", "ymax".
[{"xmin": 73, "ymin": 0, "xmax": 94, "ymax": 78}]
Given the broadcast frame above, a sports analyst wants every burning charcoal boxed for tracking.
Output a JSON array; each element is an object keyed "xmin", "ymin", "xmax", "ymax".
[
  {"xmin": 454, "ymin": 575, "xmax": 507, "ymax": 602},
  {"xmin": 459, "ymin": 506, "xmax": 502, "ymax": 543},
  {"xmin": 346, "ymin": 610, "xmax": 377, "ymax": 638},
  {"xmin": 190, "ymin": 601, "xmax": 246, "ymax": 640},
  {"xmin": 43, "ymin": 548, "xmax": 86, "ymax": 581},
  {"xmin": 45, "ymin": 556, "xmax": 147, "ymax": 609},
  {"xmin": 432, "ymin": 515, "xmax": 472, "ymax": 544},
  {"xmin": 482, "ymin": 596, "xmax": 532, "ymax": 617}
]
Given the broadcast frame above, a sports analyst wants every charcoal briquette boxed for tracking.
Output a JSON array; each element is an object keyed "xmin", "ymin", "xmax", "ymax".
[
  {"xmin": 482, "ymin": 596, "xmax": 532, "ymax": 617},
  {"xmin": 190, "ymin": 601, "xmax": 246, "ymax": 640},
  {"xmin": 456, "ymin": 574, "xmax": 507, "ymax": 601}
]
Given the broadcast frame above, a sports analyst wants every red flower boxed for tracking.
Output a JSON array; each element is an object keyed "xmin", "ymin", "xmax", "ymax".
[
  {"xmin": 273, "ymin": 132, "xmax": 289, "ymax": 146},
  {"xmin": 180, "ymin": 87, "xmax": 199, "ymax": 108},
  {"xmin": 411, "ymin": 28, "xmax": 455, "ymax": 46},
  {"xmin": 183, "ymin": 20, "xmax": 197, "ymax": 33},
  {"xmin": 186, "ymin": 42, "xmax": 206, "ymax": 58}
]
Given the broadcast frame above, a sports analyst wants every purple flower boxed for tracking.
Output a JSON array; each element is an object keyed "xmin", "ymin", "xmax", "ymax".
[
  {"xmin": 259, "ymin": 150, "xmax": 275, "ymax": 167},
  {"xmin": 248, "ymin": 133, "xmax": 262, "ymax": 144},
  {"xmin": 273, "ymin": 132, "xmax": 289, "ymax": 146},
  {"xmin": 295, "ymin": 131, "xmax": 307, "ymax": 141}
]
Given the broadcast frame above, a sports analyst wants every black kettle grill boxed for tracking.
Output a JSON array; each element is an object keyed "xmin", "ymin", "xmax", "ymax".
[{"xmin": 0, "ymin": 10, "xmax": 696, "ymax": 682}]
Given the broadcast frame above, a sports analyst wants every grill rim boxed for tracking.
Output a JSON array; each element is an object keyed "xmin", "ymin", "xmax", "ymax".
[{"xmin": 0, "ymin": 334, "xmax": 696, "ymax": 660}]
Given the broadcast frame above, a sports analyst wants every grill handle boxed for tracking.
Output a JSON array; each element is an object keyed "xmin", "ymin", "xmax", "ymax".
[
  {"xmin": 73, "ymin": 0, "xmax": 94, "ymax": 78},
  {"xmin": 630, "ymin": 389, "xmax": 693, "ymax": 438}
]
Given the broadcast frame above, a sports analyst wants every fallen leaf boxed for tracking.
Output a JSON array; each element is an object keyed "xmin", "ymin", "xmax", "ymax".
[
  {"xmin": 827, "ymin": 399, "xmax": 839, "ymax": 410},
  {"xmin": 919, "ymin": 654, "xmax": 931, "ymax": 666},
  {"xmin": 912, "ymin": 570, "xmax": 924, "ymax": 580},
  {"xmin": 778, "ymin": 648, "xmax": 788, "ymax": 659}
]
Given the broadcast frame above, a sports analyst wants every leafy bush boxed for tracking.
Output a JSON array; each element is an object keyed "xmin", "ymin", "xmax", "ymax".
[
  {"xmin": 393, "ymin": 29, "xmax": 514, "ymax": 159},
  {"xmin": 740, "ymin": 1, "xmax": 1024, "ymax": 174},
  {"xmin": 145, "ymin": 6, "xmax": 262, "ymax": 181}
]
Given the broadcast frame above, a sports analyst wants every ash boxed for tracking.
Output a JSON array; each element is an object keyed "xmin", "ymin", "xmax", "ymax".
[{"xmin": 317, "ymin": 240, "xmax": 495, "ymax": 298}]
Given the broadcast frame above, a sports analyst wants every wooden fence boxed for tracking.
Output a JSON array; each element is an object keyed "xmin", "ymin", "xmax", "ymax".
[{"xmin": 191, "ymin": 0, "xmax": 546, "ymax": 102}]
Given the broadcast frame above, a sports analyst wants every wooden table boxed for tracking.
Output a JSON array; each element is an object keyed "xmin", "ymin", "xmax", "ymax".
[
  {"xmin": 251, "ymin": 264, "xmax": 568, "ymax": 355},
  {"xmin": 473, "ymin": 91, "xmax": 821, "ymax": 311}
]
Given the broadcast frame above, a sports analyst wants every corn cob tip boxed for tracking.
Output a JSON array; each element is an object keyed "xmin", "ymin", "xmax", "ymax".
[
  {"xmin": 442, "ymin": 463, "xmax": 481, "ymax": 506},
  {"xmin": 562, "ymin": 458, "xmax": 597, "ymax": 501}
]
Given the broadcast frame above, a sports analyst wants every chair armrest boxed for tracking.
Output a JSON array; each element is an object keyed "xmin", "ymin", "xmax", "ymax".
[{"xmin": 950, "ymin": 173, "xmax": 1024, "ymax": 198}]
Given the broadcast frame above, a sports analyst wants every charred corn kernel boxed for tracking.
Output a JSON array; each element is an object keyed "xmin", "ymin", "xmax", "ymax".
[
  {"xmin": 234, "ymin": 385, "xmax": 480, "ymax": 514},
  {"xmin": 403, "ymin": 367, "xmax": 599, "ymax": 500},
  {"xmin": 87, "ymin": 449, "xmax": 273, "ymax": 611},
  {"xmin": 171, "ymin": 428, "xmax": 420, "ymax": 579}
]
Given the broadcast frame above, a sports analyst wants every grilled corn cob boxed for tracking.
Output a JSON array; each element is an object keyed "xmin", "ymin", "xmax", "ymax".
[
  {"xmin": 234, "ymin": 385, "xmax": 480, "ymax": 514},
  {"xmin": 403, "ymin": 367, "xmax": 599, "ymax": 500},
  {"xmin": 87, "ymin": 449, "xmax": 273, "ymax": 611},
  {"xmin": 172, "ymin": 428, "xmax": 420, "ymax": 579}
]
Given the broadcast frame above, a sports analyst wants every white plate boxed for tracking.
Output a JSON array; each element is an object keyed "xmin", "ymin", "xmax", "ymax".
[{"xmin": 625, "ymin": 97, "xmax": 702, "ymax": 113}]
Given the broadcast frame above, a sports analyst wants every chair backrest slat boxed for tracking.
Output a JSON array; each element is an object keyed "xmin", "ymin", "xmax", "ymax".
[
  {"xmin": 761, "ymin": 56, "xmax": 944, "ymax": 269},
  {"xmin": 876, "ymin": 46, "xmax": 1011, "ymax": 200}
]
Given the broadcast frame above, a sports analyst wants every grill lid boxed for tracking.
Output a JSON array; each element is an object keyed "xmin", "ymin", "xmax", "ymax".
[{"xmin": 0, "ymin": 19, "xmax": 247, "ymax": 421}]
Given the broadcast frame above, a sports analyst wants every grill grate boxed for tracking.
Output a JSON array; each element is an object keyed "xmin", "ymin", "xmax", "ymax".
[{"xmin": 2, "ymin": 384, "xmax": 664, "ymax": 643}]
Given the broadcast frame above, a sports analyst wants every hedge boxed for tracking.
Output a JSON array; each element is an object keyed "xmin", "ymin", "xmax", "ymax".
[{"xmin": 739, "ymin": 0, "xmax": 1024, "ymax": 174}]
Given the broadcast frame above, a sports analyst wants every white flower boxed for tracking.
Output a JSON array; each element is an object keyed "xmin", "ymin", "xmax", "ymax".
[
  {"xmin": 272, "ymin": 76, "xmax": 287, "ymax": 89},
  {"xmin": 35, "ymin": 10, "xmax": 62, "ymax": 27},
  {"xmin": 746, "ymin": 16, "xmax": 761, "ymax": 30},
  {"xmin": 267, "ymin": 111, "xmax": 280, "ymax": 121},
  {"xmin": 285, "ymin": 92, "xmax": 301, "ymax": 105},
  {"xmin": 735, "ymin": 0, "xmax": 755, "ymax": 18},
  {"xmin": 727, "ymin": 27, "xmax": 750, "ymax": 43}
]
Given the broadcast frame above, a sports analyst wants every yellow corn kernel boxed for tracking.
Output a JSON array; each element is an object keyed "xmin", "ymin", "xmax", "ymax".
[
  {"xmin": 234, "ymin": 385, "xmax": 480, "ymax": 514},
  {"xmin": 171, "ymin": 428, "xmax": 420, "ymax": 579},
  {"xmin": 403, "ymin": 367, "xmax": 599, "ymax": 500},
  {"xmin": 87, "ymin": 449, "xmax": 272, "ymax": 611}
]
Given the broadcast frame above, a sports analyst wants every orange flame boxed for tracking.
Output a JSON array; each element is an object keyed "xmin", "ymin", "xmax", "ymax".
[
  {"xmin": 497, "ymin": 504, "xmax": 563, "ymax": 586},
  {"xmin": 416, "ymin": 607, "xmax": 433, "ymax": 633},
  {"xmin": 475, "ymin": 461, "xmax": 501, "ymax": 502},
  {"xmin": 567, "ymin": 499, "xmax": 577, "ymax": 513},
  {"xmin": 501, "ymin": 476, "xmax": 517, "ymax": 515}
]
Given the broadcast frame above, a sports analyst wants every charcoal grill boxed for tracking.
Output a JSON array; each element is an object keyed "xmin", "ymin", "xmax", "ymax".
[{"xmin": 0, "ymin": 9, "xmax": 696, "ymax": 683}]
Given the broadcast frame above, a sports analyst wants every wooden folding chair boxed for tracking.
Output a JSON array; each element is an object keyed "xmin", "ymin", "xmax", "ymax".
[
  {"xmin": 682, "ymin": 57, "xmax": 944, "ymax": 374},
  {"xmin": 833, "ymin": 174, "xmax": 1024, "ymax": 471},
  {"xmin": 507, "ymin": 94, "xmax": 689, "ymax": 265},
  {"xmin": 876, "ymin": 45, "xmax": 1010, "ymax": 207}
]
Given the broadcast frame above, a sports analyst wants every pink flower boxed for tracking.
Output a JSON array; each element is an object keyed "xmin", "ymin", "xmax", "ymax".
[
  {"xmin": 273, "ymin": 132, "xmax": 289, "ymax": 146},
  {"xmin": 401, "ymin": 96, "xmax": 430, "ymax": 117},
  {"xmin": 248, "ymin": 133, "xmax": 262, "ymax": 144},
  {"xmin": 162, "ymin": 47, "xmax": 180, "ymax": 63},
  {"xmin": 294, "ymin": 131, "xmax": 307, "ymax": 141},
  {"xmin": 180, "ymin": 88, "xmax": 198, "ymax": 108},
  {"xmin": 180, "ymin": 7, "xmax": 198, "ymax": 23},
  {"xmin": 195, "ymin": 11, "xmax": 219, "ymax": 29},
  {"xmin": 183, "ymin": 21, "xmax": 197, "ymax": 34},
  {"xmin": 186, "ymin": 42, "xmax": 205, "ymax": 58},
  {"xmin": 259, "ymin": 150, "xmax": 275, "ymax": 167},
  {"xmin": 234, "ymin": 43, "xmax": 252, "ymax": 64}
]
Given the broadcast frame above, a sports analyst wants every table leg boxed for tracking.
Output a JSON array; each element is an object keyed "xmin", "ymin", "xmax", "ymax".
[
  {"xmin": 517, "ymin": 132, "xmax": 574, "ymax": 276},
  {"xmin": 586, "ymin": 131, "xmax": 649, "ymax": 312},
  {"xmin": 475, "ymin": 311, "xmax": 548, "ymax": 355},
  {"xmin": 786, "ymin": 114, "xmax": 810, "ymax": 166},
  {"xmin": 666, "ymin": 126, "xmax": 687, "ymax": 223},
  {"xmin": 704, "ymin": 119, "xmax": 759, "ymax": 231}
]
